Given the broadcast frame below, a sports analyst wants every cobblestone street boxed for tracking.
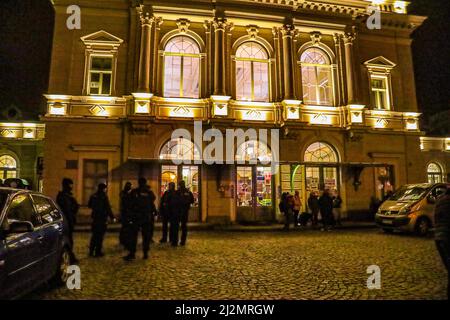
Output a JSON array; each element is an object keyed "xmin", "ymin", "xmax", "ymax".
[{"xmin": 30, "ymin": 229, "xmax": 447, "ymax": 300}]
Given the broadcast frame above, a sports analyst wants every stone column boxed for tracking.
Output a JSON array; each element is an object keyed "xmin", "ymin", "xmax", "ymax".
[
  {"xmin": 151, "ymin": 17, "xmax": 163, "ymax": 93},
  {"xmin": 281, "ymin": 24, "xmax": 296, "ymax": 100},
  {"xmin": 333, "ymin": 33, "xmax": 343, "ymax": 107},
  {"xmin": 344, "ymin": 32, "xmax": 357, "ymax": 104},
  {"xmin": 213, "ymin": 18, "xmax": 228, "ymax": 96},
  {"xmin": 137, "ymin": 11, "xmax": 154, "ymax": 93}
]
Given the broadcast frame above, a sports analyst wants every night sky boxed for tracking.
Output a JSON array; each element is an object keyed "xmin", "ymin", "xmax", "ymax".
[{"xmin": 0, "ymin": 0, "xmax": 449, "ymax": 134}]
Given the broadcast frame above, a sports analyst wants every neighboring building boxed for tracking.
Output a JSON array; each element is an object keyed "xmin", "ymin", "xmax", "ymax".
[
  {"xmin": 0, "ymin": 122, "xmax": 45, "ymax": 191},
  {"xmin": 42, "ymin": 0, "xmax": 448, "ymax": 222},
  {"xmin": 420, "ymin": 137, "xmax": 450, "ymax": 184}
]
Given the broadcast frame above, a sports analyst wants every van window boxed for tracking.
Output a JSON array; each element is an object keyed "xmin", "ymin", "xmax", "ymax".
[
  {"xmin": 432, "ymin": 186, "xmax": 447, "ymax": 198},
  {"xmin": 390, "ymin": 186, "xmax": 428, "ymax": 201},
  {"xmin": 32, "ymin": 195, "xmax": 62, "ymax": 224},
  {"xmin": 7, "ymin": 194, "xmax": 40, "ymax": 227}
]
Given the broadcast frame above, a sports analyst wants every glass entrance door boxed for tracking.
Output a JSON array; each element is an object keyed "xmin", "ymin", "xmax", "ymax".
[
  {"xmin": 236, "ymin": 166, "xmax": 274, "ymax": 222},
  {"xmin": 161, "ymin": 164, "xmax": 200, "ymax": 221},
  {"xmin": 305, "ymin": 166, "xmax": 338, "ymax": 193}
]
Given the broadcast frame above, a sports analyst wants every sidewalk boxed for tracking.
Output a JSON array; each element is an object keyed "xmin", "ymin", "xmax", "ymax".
[{"xmin": 74, "ymin": 221, "xmax": 377, "ymax": 233}]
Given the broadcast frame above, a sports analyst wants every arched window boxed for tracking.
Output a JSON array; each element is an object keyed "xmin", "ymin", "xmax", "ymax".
[
  {"xmin": 163, "ymin": 36, "xmax": 201, "ymax": 98},
  {"xmin": 304, "ymin": 142, "xmax": 338, "ymax": 163},
  {"xmin": 0, "ymin": 155, "xmax": 18, "ymax": 179},
  {"xmin": 427, "ymin": 162, "xmax": 443, "ymax": 184},
  {"xmin": 235, "ymin": 42, "xmax": 269, "ymax": 102},
  {"xmin": 300, "ymin": 48, "xmax": 333, "ymax": 106},
  {"xmin": 160, "ymin": 137, "xmax": 201, "ymax": 161},
  {"xmin": 235, "ymin": 140, "xmax": 271, "ymax": 163}
]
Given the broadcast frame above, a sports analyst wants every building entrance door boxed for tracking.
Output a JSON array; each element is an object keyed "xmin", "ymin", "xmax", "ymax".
[
  {"xmin": 160, "ymin": 164, "xmax": 200, "ymax": 222},
  {"xmin": 236, "ymin": 166, "xmax": 274, "ymax": 222}
]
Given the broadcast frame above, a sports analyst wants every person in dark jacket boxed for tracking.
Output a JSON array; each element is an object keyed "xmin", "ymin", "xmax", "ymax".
[
  {"xmin": 168, "ymin": 184, "xmax": 183, "ymax": 247},
  {"xmin": 88, "ymin": 183, "xmax": 115, "ymax": 257},
  {"xmin": 119, "ymin": 182, "xmax": 132, "ymax": 248},
  {"xmin": 280, "ymin": 192, "xmax": 294, "ymax": 230},
  {"xmin": 123, "ymin": 178, "xmax": 156, "ymax": 261},
  {"xmin": 307, "ymin": 192, "xmax": 320, "ymax": 227},
  {"xmin": 159, "ymin": 182, "xmax": 176, "ymax": 244},
  {"xmin": 434, "ymin": 187, "xmax": 450, "ymax": 299},
  {"xmin": 56, "ymin": 178, "xmax": 79, "ymax": 264},
  {"xmin": 332, "ymin": 189, "xmax": 343, "ymax": 227},
  {"xmin": 318, "ymin": 189, "xmax": 333, "ymax": 231},
  {"xmin": 176, "ymin": 180, "xmax": 195, "ymax": 246}
]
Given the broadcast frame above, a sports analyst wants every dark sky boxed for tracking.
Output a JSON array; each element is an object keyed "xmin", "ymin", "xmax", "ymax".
[{"xmin": 0, "ymin": 0, "xmax": 449, "ymax": 133}]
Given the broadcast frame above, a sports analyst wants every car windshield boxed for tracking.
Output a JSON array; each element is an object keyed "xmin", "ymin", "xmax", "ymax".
[{"xmin": 389, "ymin": 186, "xmax": 429, "ymax": 201}]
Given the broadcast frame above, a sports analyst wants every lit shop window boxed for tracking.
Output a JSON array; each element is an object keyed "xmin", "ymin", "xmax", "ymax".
[
  {"xmin": 163, "ymin": 36, "xmax": 201, "ymax": 98},
  {"xmin": 89, "ymin": 56, "xmax": 113, "ymax": 95},
  {"xmin": 159, "ymin": 138, "xmax": 201, "ymax": 161},
  {"xmin": 0, "ymin": 155, "xmax": 17, "ymax": 179},
  {"xmin": 300, "ymin": 48, "xmax": 333, "ymax": 106},
  {"xmin": 237, "ymin": 166, "xmax": 253, "ymax": 207},
  {"xmin": 235, "ymin": 42, "xmax": 269, "ymax": 102},
  {"xmin": 427, "ymin": 162, "xmax": 443, "ymax": 184},
  {"xmin": 256, "ymin": 166, "xmax": 272, "ymax": 207},
  {"xmin": 370, "ymin": 76, "xmax": 390, "ymax": 110},
  {"xmin": 304, "ymin": 142, "xmax": 338, "ymax": 193}
]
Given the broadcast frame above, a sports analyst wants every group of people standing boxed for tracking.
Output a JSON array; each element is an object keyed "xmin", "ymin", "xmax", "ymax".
[
  {"xmin": 55, "ymin": 177, "xmax": 194, "ymax": 263},
  {"xmin": 279, "ymin": 189, "xmax": 342, "ymax": 231}
]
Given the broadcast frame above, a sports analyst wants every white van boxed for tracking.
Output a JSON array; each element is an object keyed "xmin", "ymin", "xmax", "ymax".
[{"xmin": 375, "ymin": 183, "xmax": 449, "ymax": 236}]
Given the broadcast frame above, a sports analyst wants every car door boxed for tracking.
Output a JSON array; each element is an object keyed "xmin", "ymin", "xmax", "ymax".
[
  {"xmin": 2, "ymin": 193, "xmax": 43, "ymax": 298},
  {"xmin": 31, "ymin": 194, "xmax": 64, "ymax": 276},
  {"xmin": 426, "ymin": 185, "xmax": 447, "ymax": 225}
]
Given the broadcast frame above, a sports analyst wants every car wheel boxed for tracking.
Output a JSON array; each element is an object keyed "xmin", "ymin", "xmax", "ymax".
[
  {"xmin": 415, "ymin": 218, "xmax": 430, "ymax": 237},
  {"xmin": 51, "ymin": 246, "xmax": 71, "ymax": 287},
  {"xmin": 382, "ymin": 228, "xmax": 394, "ymax": 234}
]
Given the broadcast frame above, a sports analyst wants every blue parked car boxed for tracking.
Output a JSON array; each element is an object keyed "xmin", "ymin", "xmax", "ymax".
[{"xmin": 0, "ymin": 188, "xmax": 71, "ymax": 299}]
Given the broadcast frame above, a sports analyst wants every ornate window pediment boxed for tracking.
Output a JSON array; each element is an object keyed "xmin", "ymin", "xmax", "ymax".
[
  {"xmin": 80, "ymin": 30, "xmax": 123, "ymax": 96},
  {"xmin": 364, "ymin": 56, "xmax": 396, "ymax": 72},
  {"xmin": 80, "ymin": 30, "xmax": 124, "ymax": 50}
]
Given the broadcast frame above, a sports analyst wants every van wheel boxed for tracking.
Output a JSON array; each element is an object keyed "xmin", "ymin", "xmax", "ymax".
[
  {"xmin": 51, "ymin": 246, "xmax": 71, "ymax": 287},
  {"xmin": 415, "ymin": 218, "xmax": 430, "ymax": 237}
]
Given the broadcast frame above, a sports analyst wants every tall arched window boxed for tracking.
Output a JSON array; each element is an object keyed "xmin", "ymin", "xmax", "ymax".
[
  {"xmin": 427, "ymin": 162, "xmax": 443, "ymax": 184},
  {"xmin": 304, "ymin": 142, "xmax": 338, "ymax": 192},
  {"xmin": 0, "ymin": 155, "xmax": 18, "ymax": 179},
  {"xmin": 235, "ymin": 42, "xmax": 269, "ymax": 102},
  {"xmin": 304, "ymin": 142, "xmax": 338, "ymax": 163},
  {"xmin": 235, "ymin": 140, "xmax": 272, "ymax": 163},
  {"xmin": 300, "ymin": 48, "xmax": 333, "ymax": 106},
  {"xmin": 163, "ymin": 36, "xmax": 201, "ymax": 98},
  {"xmin": 159, "ymin": 137, "xmax": 201, "ymax": 161}
]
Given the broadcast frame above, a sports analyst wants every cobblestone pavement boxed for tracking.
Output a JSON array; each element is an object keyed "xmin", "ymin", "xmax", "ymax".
[{"xmin": 29, "ymin": 229, "xmax": 447, "ymax": 300}]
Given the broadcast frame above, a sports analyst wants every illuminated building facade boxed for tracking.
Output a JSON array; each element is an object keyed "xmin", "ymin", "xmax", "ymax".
[{"xmin": 42, "ymin": 0, "xmax": 449, "ymax": 222}]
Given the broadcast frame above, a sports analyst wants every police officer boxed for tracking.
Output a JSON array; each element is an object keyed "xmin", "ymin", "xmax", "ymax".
[
  {"xmin": 176, "ymin": 180, "xmax": 194, "ymax": 246},
  {"xmin": 123, "ymin": 178, "xmax": 156, "ymax": 261},
  {"xmin": 119, "ymin": 182, "xmax": 132, "ymax": 248},
  {"xmin": 88, "ymin": 183, "xmax": 115, "ymax": 257},
  {"xmin": 56, "ymin": 178, "xmax": 79, "ymax": 264},
  {"xmin": 159, "ymin": 182, "xmax": 176, "ymax": 244}
]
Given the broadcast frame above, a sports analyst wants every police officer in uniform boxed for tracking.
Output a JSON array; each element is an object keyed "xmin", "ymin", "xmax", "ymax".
[
  {"xmin": 123, "ymin": 178, "xmax": 156, "ymax": 261},
  {"xmin": 159, "ymin": 182, "xmax": 176, "ymax": 243},
  {"xmin": 176, "ymin": 180, "xmax": 194, "ymax": 246},
  {"xmin": 56, "ymin": 178, "xmax": 79, "ymax": 264},
  {"xmin": 88, "ymin": 183, "xmax": 115, "ymax": 257}
]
